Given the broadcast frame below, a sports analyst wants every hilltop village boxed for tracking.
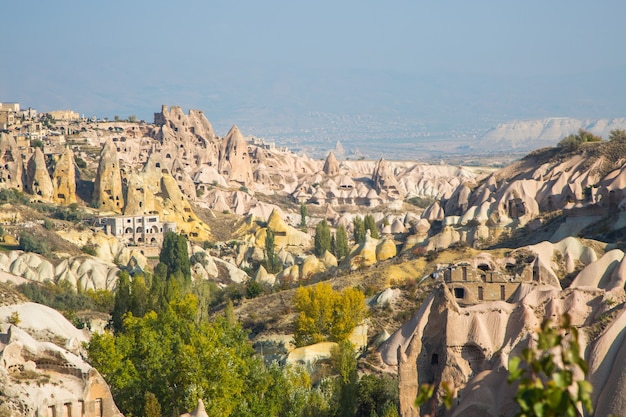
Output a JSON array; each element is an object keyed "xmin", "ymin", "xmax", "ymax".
[{"xmin": 1, "ymin": 102, "xmax": 626, "ymax": 416}]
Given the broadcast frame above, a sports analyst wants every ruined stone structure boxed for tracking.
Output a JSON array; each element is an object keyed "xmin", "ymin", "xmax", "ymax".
[
  {"xmin": 97, "ymin": 215, "xmax": 176, "ymax": 245},
  {"xmin": 0, "ymin": 321, "xmax": 123, "ymax": 417},
  {"xmin": 442, "ymin": 260, "xmax": 534, "ymax": 306}
]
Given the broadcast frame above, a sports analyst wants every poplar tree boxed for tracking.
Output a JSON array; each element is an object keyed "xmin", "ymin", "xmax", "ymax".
[
  {"xmin": 264, "ymin": 228, "xmax": 281, "ymax": 273},
  {"xmin": 314, "ymin": 220, "xmax": 331, "ymax": 257},
  {"xmin": 364, "ymin": 214, "xmax": 379, "ymax": 239},
  {"xmin": 335, "ymin": 225, "xmax": 350, "ymax": 260},
  {"xmin": 353, "ymin": 216, "xmax": 366, "ymax": 244}
]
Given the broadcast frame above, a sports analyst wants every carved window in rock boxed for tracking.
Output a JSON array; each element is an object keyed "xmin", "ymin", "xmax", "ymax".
[
  {"xmin": 500, "ymin": 285, "xmax": 506, "ymax": 300},
  {"xmin": 63, "ymin": 403, "xmax": 72, "ymax": 417},
  {"xmin": 95, "ymin": 398, "xmax": 103, "ymax": 417},
  {"xmin": 48, "ymin": 405, "xmax": 56, "ymax": 417},
  {"xmin": 454, "ymin": 287, "xmax": 465, "ymax": 299},
  {"xmin": 478, "ymin": 286, "xmax": 484, "ymax": 301}
]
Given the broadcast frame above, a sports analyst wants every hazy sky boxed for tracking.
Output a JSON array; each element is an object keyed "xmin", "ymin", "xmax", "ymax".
[{"xmin": 2, "ymin": 1, "xmax": 626, "ymax": 133}]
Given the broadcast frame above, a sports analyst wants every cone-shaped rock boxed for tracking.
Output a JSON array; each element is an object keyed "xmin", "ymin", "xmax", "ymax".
[
  {"xmin": 25, "ymin": 148, "xmax": 54, "ymax": 201},
  {"xmin": 218, "ymin": 125, "xmax": 253, "ymax": 184},
  {"xmin": 52, "ymin": 148, "xmax": 77, "ymax": 205},
  {"xmin": 372, "ymin": 158, "xmax": 400, "ymax": 195},
  {"xmin": 323, "ymin": 151, "xmax": 340, "ymax": 176},
  {"xmin": 94, "ymin": 140, "xmax": 124, "ymax": 212},
  {"xmin": 0, "ymin": 133, "xmax": 24, "ymax": 191}
]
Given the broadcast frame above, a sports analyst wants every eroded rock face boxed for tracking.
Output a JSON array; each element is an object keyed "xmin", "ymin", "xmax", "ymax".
[
  {"xmin": 24, "ymin": 148, "xmax": 54, "ymax": 202},
  {"xmin": 323, "ymin": 151, "xmax": 340, "ymax": 176},
  {"xmin": 380, "ymin": 245, "xmax": 626, "ymax": 417},
  {"xmin": 0, "ymin": 310, "xmax": 123, "ymax": 417},
  {"xmin": 93, "ymin": 140, "xmax": 124, "ymax": 212},
  {"xmin": 219, "ymin": 125, "xmax": 253, "ymax": 185},
  {"xmin": 0, "ymin": 134, "xmax": 24, "ymax": 191},
  {"xmin": 52, "ymin": 148, "xmax": 77, "ymax": 205}
]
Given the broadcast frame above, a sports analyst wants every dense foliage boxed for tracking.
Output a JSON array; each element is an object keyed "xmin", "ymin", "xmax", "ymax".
[
  {"xmin": 363, "ymin": 215, "xmax": 379, "ymax": 239},
  {"xmin": 332, "ymin": 225, "xmax": 350, "ymax": 260},
  {"xmin": 353, "ymin": 217, "xmax": 365, "ymax": 245},
  {"xmin": 88, "ymin": 230, "xmax": 399, "ymax": 416},
  {"xmin": 557, "ymin": 129, "xmax": 602, "ymax": 150},
  {"xmin": 293, "ymin": 282, "xmax": 368, "ymax": 346},
  {"xmin": 315, "ymin": 220, "xmax": 332, "ymax": 257}
]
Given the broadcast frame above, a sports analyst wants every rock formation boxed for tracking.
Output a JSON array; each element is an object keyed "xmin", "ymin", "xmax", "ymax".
[
  {"xmin": 0, "ymin": 303, "xmax": 123, "ymax": 417},
  {"xmin": 93, "ymin": 140, "xmax": 124, "ymax": 212},
  {"xmin": 378, "ymin": 240, "xmax": 626, "ymax": 417},
  {"xmin": 323, "ymin": 151, "xmax": 340, "ymax": 176},
  {"xmin": 0, "ymin": 134, "xmax": 24, "ymax": 191},
  {"xmin": 52, "ymin": 147, "xmax": 77, "ymax": 205},
  {"xmin": 24, "ymin": 148, "xmax": 54, "ymax": 202},
  {"xmin": 218, "ymin": 125, "xmax": 253, "ymax": 185}
]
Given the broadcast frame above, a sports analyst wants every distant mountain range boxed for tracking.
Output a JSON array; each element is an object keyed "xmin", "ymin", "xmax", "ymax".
[{"xmin": 475, "ymin": 117, "xmax": 626, "ymax": 152}]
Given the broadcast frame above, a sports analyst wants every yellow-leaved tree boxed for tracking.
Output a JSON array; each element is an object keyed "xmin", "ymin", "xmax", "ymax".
[{"xmin": 293, "ymin": 282, "xmax": 368, "ymax": 346}]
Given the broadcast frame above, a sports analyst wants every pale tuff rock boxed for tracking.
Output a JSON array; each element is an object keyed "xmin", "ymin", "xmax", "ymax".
[
  {"xmin": 378, "ymin": 243, "xmax": 625, "ymax": 417},
  {"xmin": 93, "ymin": 140, "xmax": 124, "ymax": 212},
  {"xmin": 212, "ymin": 257, "xmax": 248, "ymax": 283},
  {"xmin": 254, "ymin": 265, "xmax": 276, "ymax": 286},
  {"xmin": 372, "ymin": 158, "xmax": 404, "ymax": 198},
  {"xmin": 254, "ymin": 209, "xmax": 310, "ymax": 250},
  {"xmin": 52, "ymin": 147, "xmax": 77, "ymax": 205},
  {"xmin": 0, "ymin": 317, "xmax": 123, "ymax": 417},
  {"xmin": 348, "ymin": 232, "xmax": 379, "ymax": 270},
  {"xmin": 24, "ymin": 148, "xmax": 54, "ymax": 202},
  {"xmin": 323, "ymin": 151, "xmax": 340, "ymax": 176},
  {"xmin": 376, "ymin": 239, "xmax": 397, "ymax": 261},
  {"xmin": 0, "ymin": 134, "xmax": 24, "ymax": 191},
  {"xmin": 180, "ymin": 399, "xmax": 209, "ymax": 417},
  {"xmin": 0, "ymin": 251, "xmax": 119, "ymax": 291},
  {"xmin": 219, "ymin": 125, "xmax": 253, "ymax": 185}
]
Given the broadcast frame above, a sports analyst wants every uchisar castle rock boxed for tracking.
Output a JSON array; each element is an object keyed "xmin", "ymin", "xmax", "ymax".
[{"xmin": 1, "ymin": 104, "xmax": 626, "ymax": 415}]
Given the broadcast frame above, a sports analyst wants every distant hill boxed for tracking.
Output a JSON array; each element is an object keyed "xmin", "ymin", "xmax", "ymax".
[{"xmin": 475, "ymin": 117, "xmax": 626, "ymax": 152}]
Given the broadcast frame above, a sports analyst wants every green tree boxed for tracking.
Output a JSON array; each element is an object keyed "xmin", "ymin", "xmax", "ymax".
[
  {"xmin": 160, "ymin": 232, "xmax": 191, "ymax": 289},
  {"xmin": 335, "ymin": 225, "xmax": 350, "ymax": 260},
  {"xmin": 507, "ymin": 314, "xmax": 592, "ymax": 417},
  {"xmin": 19, "ymin": 231, "xmax": 50, "ymax": 257},
  {"xmin": 293, "ymin": 282, "xmax": 367, "ymax": 346},
  {"xmin": 129, "ymin": 274, "xmax": 150, "ymax": 318},
  {"xmin": 144, "ymin": 391, "xmax": 162, "ymax": 417},
  {"xmin": 356, "ymin": 374, "xmax": 399, "ymax": 417},
  {"xmin": 353, "ymin": 216, "xmax": 366, "ymax": 245},
  {"xmin": 609, "ymin": 129, "xmax": 626, "ymax": 142},
  {"xmin": 314, "ymin": 220, "xmax": 332, "ymax": 257},
  {"xmin": 111, "ymin": 271, "xmax": 131, "ymax": 332},
  {"xmin": 300, "ymin": 203, "xmax": 308, "ymax": 228},
  {"xmin": 263, "ymin": 228, "xmax": 282, "ymax": 274},
  {"xmin": 557, "ymin": 129, "xmax": 602, "ymax": 150},
  {"xmin": 90, "ymin": 294, "xmax": 329, "ymax": 417},
  {"xmin": 364, "ymin": 214, "xmax": 379, "ymax": 239},
  {"xmin": 332, "ymin": 341, "xmax": 359, "ymax": 417}
]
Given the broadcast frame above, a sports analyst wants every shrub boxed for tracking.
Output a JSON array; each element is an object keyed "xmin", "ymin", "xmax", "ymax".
[
  {"xmin": 407, "ymin": 196, "xmax": 435, "ymax": 208},
  {"xmin": 75, "ymin": 157, "xmax": 87, "ymax": 169},
  {"xmin": 81, "ymin": 245, "xmax": 98, "ymax": 256},
  {"xmin": 557, "ymin": 129, "xmax": 602, "ymax": 151},
  {"xmin": 19, "ymin": 231, "xmax": 50, "ymax": 256}
]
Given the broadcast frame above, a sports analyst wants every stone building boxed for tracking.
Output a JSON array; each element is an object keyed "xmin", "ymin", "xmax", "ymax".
[
  {"xmin": 97, "ymin": 215, "xmax": 176, "ymax": 245},
  {"xmin": 442, "ymin": 260, "xmax": 534, "ymax": 306}
]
